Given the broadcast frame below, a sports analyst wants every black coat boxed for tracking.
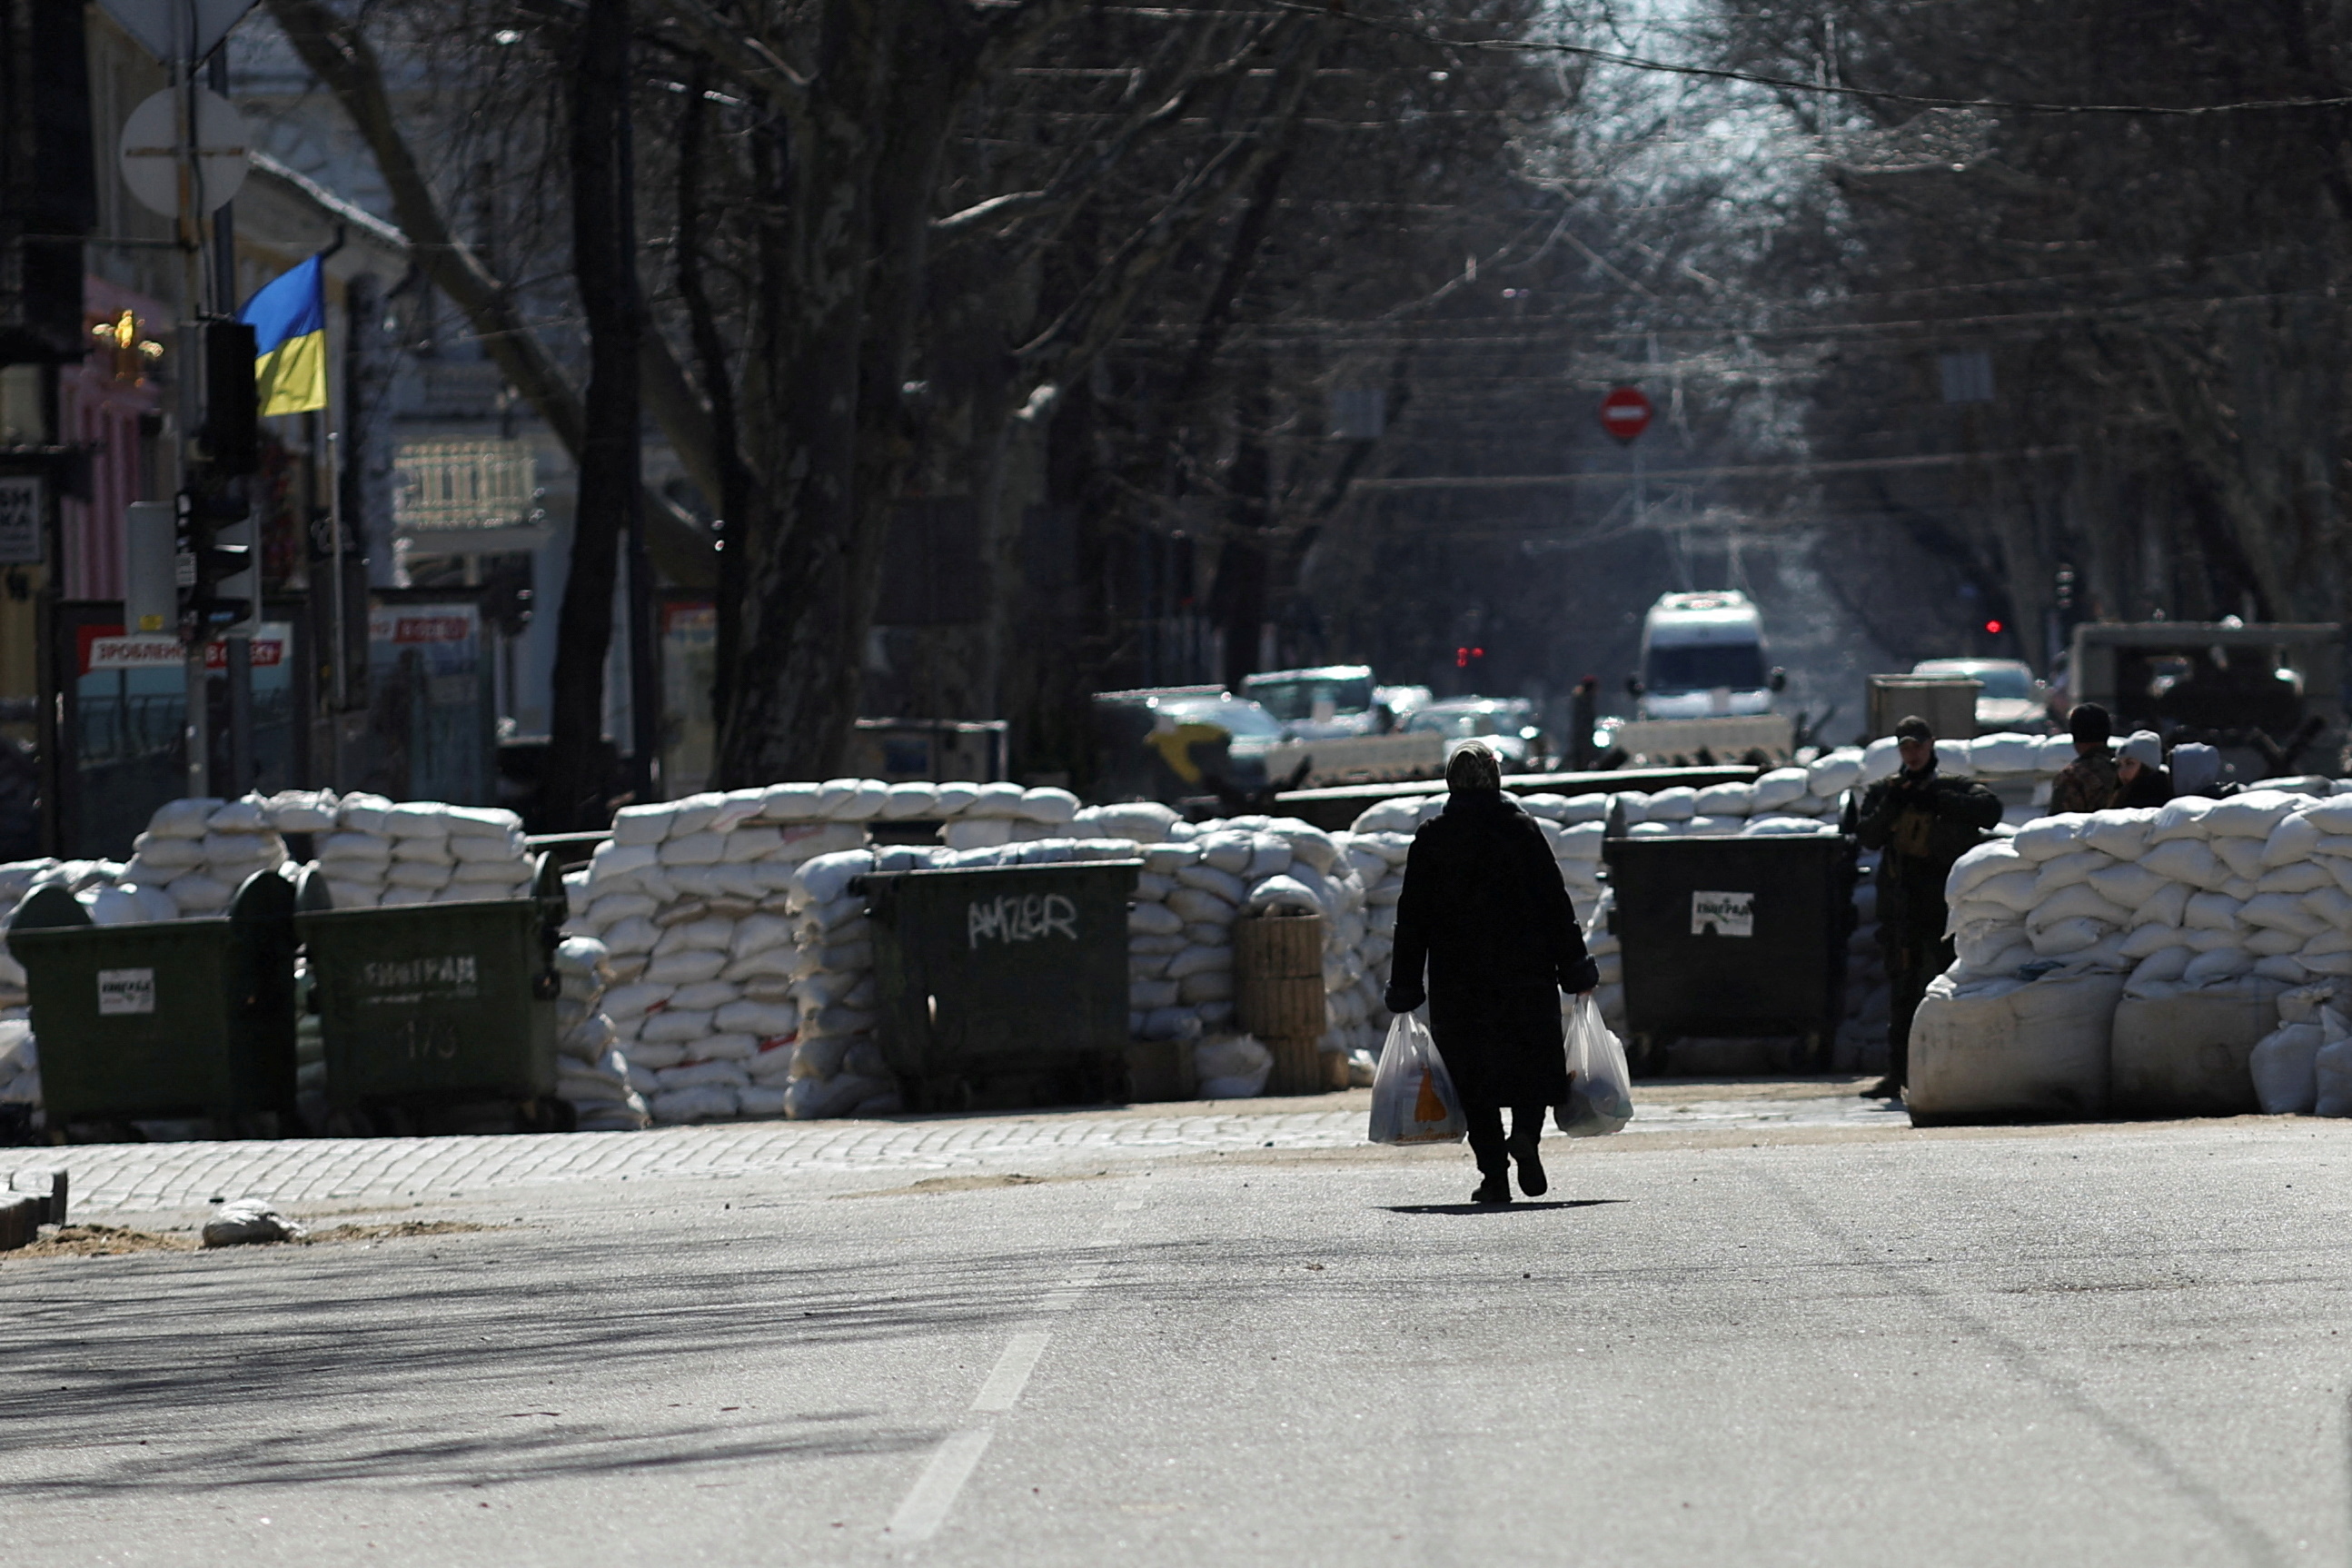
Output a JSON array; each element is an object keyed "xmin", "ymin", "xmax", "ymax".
[
  {"xmin": 1855, "ymin": 765, "xmax": 2003, "ymax": 940},
  {"xmin": 1386, "ymin": 789, "xmax": 1592, "ymax": 1108}
]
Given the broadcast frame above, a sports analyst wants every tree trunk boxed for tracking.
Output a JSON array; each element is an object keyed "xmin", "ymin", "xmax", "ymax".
[{"xmin": 543, "ymin": 0, "xmax": 641, "ymax": 829}]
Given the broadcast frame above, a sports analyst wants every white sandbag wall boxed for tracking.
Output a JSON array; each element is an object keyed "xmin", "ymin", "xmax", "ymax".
[
  {"xmin": 553, "ymin": 937, "xmax": 651, "ymax": 1129},
  {"xmin": 119, "ymin": 794, "xmax": 294, "ymax": 917},
  {"xmin": 1926, "ymin": 781, "xmax": 2352, "ymax": 1118},
  {"xmin": 0, "ymin": 789, "xmax": 644, "ymax": 1132},
  {"xmin": 559, "ymin": 782, "xmax": 1391, "ymax": 1122},
  {"xmin": 563, "ymin": 779, "xmax": 1108, "ymax": 1125},
  {"xmin": 316, "ymin": 794, "xmax": 536, "ymax": 907}
]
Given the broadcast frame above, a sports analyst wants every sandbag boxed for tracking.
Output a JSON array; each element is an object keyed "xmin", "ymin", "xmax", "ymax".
[
  {"xmin": 2141, "ymin": 839, "xmax": 2229, "ymax": 891},
  {"xmin": 1196, "ymin": 1034, "xmax": 1272, "ymax": 1098},
  {"xmin": 2242, "ymin": 892, "xmax": 2325, "ymax": 937},
  {"xmin": 2079, "ymin": 809, "xmax": 2158, "ymax": 860},
  {"xmin": 1644, "ymin": 787, "xmax": 1697, "ymax": 822},
  {"xmin": 2257, "ymin": 861, "xmax": 2333, "ymax": 895},
  {"xmin": 2206, "ymin": 790, "xmax": 2300, "ymax": 838},
  {"xmin": 1693, "ymin": 782, "xmax": 1753, "ymax": 817},
  {"xmin": 2119, "ymin": 922, "xmax": 2188, "ymax": 958},
  {"xmin": 2109, "ymin": 978, "xmax": 2285, "ymax": 1116},
  {"xmin": 2183, "ymin": 948, "xmax": 2253, "ymax": 984},
  {"xmin": 2211, "ymin": 835, "xmax": 2267, "ymax": 881},
  {"xmin": 2025, "ymin": 884, "xmax": 2131, "ymax": 931},
  {"xmin": 1906, "ymin": 971, "xmax": 2122, "ymax": 1124},
  {"xmin": 2148, "ymin": 796, "xmax": 2218, "ymax": 844},
  {"xmin": 2312, "ymin": 1029, "xmax": 2352, "ymax": 1117},
  {"xmin": 2123, "ymin": 883, "xmax": 2191, "ymax": 930},
  {"xmin": 2086, "ymin": 861, "xmax": 2169, "ymax": 908},
  {"xmin": 1946, "ymin": 840, "xmax": 2026, "ymax": 900},
  {"xmin": 1969, "ymin": 733, "xmax": 2041, "ymax": 774},
  {"xmin": 2011, "ymin": 815, "xmax": 2090, "ymax": 862},
  {"xmin": 2250, "ymin": 1021, "xmax": 2324, "ymax": 1114},
  {"xmin": 1806, "ymin": 749, "xmax": 1864, "ymax": 797},
  {"xmin": 2125, "ymin": 948, "xmax": 2193, "ymax": 995},
  {"xmin": 2029, "ymin": 917, "xmax": 2109, "ymax": 957},
  {"xmin": 148, "ymin": 797, "xmax": 224, "ymax": 839},
  {"xmin": 2029, "ymin": 849, "xmax": 2112, "ymax": 898},
  {"xmin": 1019, "ymin": 786, "xmax": 1081, "ymax": 824}
]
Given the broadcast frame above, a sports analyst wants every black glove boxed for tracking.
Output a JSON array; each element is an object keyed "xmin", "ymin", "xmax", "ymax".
[
  {"xmin": 1384, "ymin": 982, "xmax": 1424, "ymax": 1015},
  {"xmin": 1561, "ymin": 955, "xmax": 1600, "ymax": 995}
]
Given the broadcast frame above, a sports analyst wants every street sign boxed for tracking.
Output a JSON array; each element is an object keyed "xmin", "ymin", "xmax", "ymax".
[
  {"xmin": 118, "ymin": 86, "xmax": 250, "ymax": 218},
  {"xmin": 1599, "ymin": 386, "xmax": 1652, "ymax": 443},
  {"xmin": 0, "ymin": 475, "xmax": 44, "ymax": 564},
  {"xmin": 96, "ymin": 0, "xmax": 261, "ymax": 65}
]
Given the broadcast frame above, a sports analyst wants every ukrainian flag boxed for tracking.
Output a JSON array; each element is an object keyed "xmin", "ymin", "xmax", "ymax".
[{"xmin": 240, "ymin": 253, "xmax": 329, "ymax": 416}]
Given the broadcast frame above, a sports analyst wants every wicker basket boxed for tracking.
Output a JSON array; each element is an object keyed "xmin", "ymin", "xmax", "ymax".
[
  {"xmin": 1236, "ymin": 910, "xmax": 1328, "ymax": 1095},
  {"xmin": 1234, "ymin": 910, "xmax": 1327, "ymax": 1039}
]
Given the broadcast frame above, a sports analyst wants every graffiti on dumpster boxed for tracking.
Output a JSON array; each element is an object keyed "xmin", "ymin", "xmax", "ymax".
[{"xmin": 967, "ymin": 892, "xmax": 1079, "ymax": 950}]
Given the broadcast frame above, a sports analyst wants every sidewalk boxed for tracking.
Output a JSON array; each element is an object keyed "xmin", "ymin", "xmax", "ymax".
[{"xmin": 19, "ymin": 1079, "xmax": 1905, "ymax": 1220}]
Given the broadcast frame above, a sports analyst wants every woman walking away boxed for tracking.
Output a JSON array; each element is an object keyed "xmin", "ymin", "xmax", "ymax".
[{"xmin": 1384, "ymin": 742, "xmax": 1600, "ymax": 1206}]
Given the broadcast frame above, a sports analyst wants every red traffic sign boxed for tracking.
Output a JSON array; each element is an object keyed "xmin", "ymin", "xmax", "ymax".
[{"xmin": 1599, "ymin": 386, "xmax": 1652, "ymax": 442}]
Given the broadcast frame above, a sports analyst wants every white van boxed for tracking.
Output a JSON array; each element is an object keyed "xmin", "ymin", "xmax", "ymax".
[{"xmin": 1630, "ymin": 590, "xmax": 1784, "ymax": 719}]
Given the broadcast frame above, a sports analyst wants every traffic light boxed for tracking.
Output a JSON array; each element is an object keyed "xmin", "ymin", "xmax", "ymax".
[
  {"xmin": 202, "ymin": 320, "xmax": 259, "ymax": 475},
  {"xmin": 175, "ymin": 465, "xmax": 254, "ymax": 634}
]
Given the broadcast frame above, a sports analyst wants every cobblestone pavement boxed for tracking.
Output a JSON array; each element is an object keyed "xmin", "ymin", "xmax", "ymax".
[{"xmin": 16, "ymin": 1092, "xmax": 1902, "ymax": 1218}]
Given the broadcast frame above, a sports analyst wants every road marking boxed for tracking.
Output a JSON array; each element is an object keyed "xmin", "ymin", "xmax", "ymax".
[
  {"xmin": 888, "ymin": 1426, "xmax": 995, "ymax": 1542},
  {"xmin": 886, "ymin": 1202, "xmax": 1136, "ymax": 1539},
  {"xmin": 971, "ymin": 1332, "xmax": 1051, "ymax": 1412}
]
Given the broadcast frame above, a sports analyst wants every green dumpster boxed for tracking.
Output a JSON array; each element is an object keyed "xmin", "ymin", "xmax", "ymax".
[
  {"xmin": 1600, "ymin": 829, "xmax": 1859, "ymax": 1071},
  {"xmin": 861, "ymin": 860, "xmax": 1140, "ymax": 1111},
  {"xmin": 8, "ymin": 870, "xmax": 299, "ymax": 1137},
  {"xmin": 293, "ymin": 855, "xmax": 572, "ymax": 1133}
]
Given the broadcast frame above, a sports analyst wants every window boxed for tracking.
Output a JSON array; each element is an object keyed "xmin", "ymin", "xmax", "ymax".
[
  {"xmin": 1646, "ymin": 643, "xmax": 1766, "ymax": 691},
  {"xmin": 1249, "ymin": 677, "xmax": 1374, "ymax": 721}
]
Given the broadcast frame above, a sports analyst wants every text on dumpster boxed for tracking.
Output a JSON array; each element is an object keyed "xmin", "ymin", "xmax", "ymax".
[
  {"xmin": 96, "ymin": 968, "xmax": 154, "ymax": 1015},
  {"xmin": 968, "ymin": 892, "xmax": 1079, "ymax": 949},
  {"xmin": 359, "ymin": 955, "xmax": 481, "ymax": 1004},
  {"xmin": 1690, "ymin": 889, "xmax": 1755, "ymax": 938}
]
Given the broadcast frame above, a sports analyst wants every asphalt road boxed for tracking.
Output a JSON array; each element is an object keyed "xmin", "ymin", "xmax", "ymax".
[{"xmin": 5, "ymin": 1097, "xmax": 2351, "ymax": 1566}]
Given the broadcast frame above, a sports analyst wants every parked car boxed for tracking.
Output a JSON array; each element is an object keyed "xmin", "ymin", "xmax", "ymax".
[
  {"xmin": 1404, "ymin": 697, "xmax": 1547, "ymax": 769},
  {"xmin": 1089, "ymin": 685, "xmax": 1288, "ymax": 802},
  {"xmin": 1910, "ymin": 658, "xmax": 2052, "ymax": 733},
  {"xmin": 1242, "ymin": 665, "xmax": 1381, "ymax": 739}
]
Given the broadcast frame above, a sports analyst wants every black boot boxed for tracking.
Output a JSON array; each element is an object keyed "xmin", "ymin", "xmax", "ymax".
[
  {"xmin": 1510, "ymin": 1133, "xmax": 1547, "ymax": 1198},
  {"xmin": 1471, "ymin": 1170, "xmax": 1513, "ymax": 1205}
]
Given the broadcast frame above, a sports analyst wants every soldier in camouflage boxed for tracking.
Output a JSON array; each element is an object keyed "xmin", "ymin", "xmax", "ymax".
[
  {"xmin": 2049, "ymin": 703, "xmax": 2120, "ymax": 816},
  {"xmin": 1855, "ymin": 716, "xmax": 2002, "ymax": 1098}
]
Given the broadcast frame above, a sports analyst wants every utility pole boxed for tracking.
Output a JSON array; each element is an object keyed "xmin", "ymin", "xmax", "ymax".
[{"xmin": 207, "ymin": 46, "xmax": 254, "ymax": 798}]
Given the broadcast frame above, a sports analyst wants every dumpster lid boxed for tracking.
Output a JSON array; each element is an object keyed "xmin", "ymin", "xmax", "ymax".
[{"xmin": 853, "ymin": 858, "xmax": 1144, "ymax": 891}]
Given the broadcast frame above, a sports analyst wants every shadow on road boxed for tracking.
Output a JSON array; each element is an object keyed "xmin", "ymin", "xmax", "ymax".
[{"xmin": 1373, "ymin": 1213, "xmax": 1627, "ymax": 1222}]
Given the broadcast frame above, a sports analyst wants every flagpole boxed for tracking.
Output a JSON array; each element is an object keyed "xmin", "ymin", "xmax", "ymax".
[{"xmin": 205, "ymin": 47, "xmax": 254, "ymax": 797}]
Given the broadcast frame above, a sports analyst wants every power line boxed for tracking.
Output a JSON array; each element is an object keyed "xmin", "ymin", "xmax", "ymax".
[
  {"xmin": 1268, "ymin": 2, "xmax": 2352, "ymax": 118},
  {"xmin": 1344, "ymin": 447, "xmax": 2073, "ymax": 493}
]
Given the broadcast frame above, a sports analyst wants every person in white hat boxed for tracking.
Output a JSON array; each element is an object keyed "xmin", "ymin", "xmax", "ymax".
[{"xmin": 2114, "ymin": 730, "xmax": 2171, "ymax": 809}]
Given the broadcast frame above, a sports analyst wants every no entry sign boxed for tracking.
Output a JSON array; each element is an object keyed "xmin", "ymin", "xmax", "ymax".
[{"xmin": 1599, "ymin": 386, "xmax": 1652, "ymax": 442}]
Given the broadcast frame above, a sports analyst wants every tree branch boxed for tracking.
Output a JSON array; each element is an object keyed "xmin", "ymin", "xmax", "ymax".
[
  {"xmin": 263, "ymin": 0, "xmax": 717, "ymax": 586},
  {"xmin": 1012, "ymin": 19, "xmax": 1325, "ymax": 392}
]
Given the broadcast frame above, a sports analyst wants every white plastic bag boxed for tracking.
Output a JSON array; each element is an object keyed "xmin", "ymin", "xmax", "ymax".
[
  {"xmin": 1366, "ymin": 1011, "xmax": 1464, "ymax": 1145},
  {"xmin": 1556, "ymin": 993, "xmax": 1634, "ymax": 1136}
]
